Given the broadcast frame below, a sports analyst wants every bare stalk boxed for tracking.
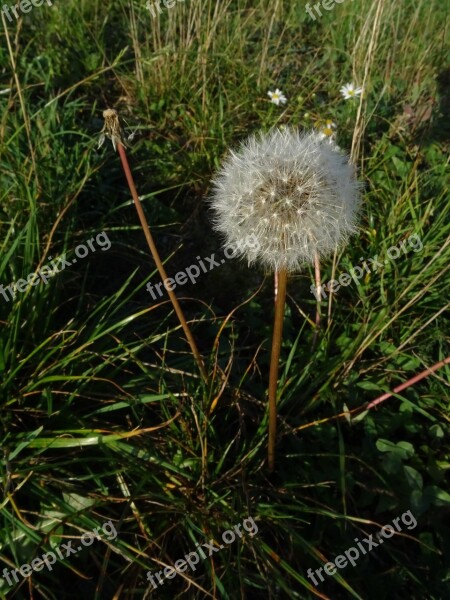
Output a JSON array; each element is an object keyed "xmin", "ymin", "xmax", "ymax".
[
  {"xmin": 366, "ymin": 356, "xmax": 450, "ymax": 409},
  {"xmin": 118, "ymin": 144, "xmax": 208, "ymax": 383},
  {"xmin": 268, "ymin": 268, "xmax": 288, "ymax": 472},
  {"xmin": 312, "ymin": 252, "xmax": 321, "ymax": 349},
  {"xmin": 99, "ymin": 110, "xmax": 208, "ymax": 383}
]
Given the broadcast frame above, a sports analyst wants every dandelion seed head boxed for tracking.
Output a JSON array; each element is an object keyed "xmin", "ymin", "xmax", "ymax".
[{"xmin": 209, "ymin": 128, "xmax": 362, "ymax": 272}]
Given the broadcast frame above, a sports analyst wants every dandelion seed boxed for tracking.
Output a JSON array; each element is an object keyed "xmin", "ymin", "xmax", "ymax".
[
  {"xmin": 340, "ymin": 83, "xmax": 362, "ymax": 100},
  {"xmin": 127, "ymin": 125, "xmax": 140, "ymax": 142}
]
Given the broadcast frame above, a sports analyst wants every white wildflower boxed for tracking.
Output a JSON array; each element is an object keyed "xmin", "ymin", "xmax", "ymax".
[
  {"xmin": 268, "ymin": 89, "xmax": 287, "ymax": 106},
  {"xmin": 315, "ymin": 118, "xmax": 337, "ymax": 139},
  {"xmin": 340, "ymin": 83, "xmax": 362, "ymax": 100}
]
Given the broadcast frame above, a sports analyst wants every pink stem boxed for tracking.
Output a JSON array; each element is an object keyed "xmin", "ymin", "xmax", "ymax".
[{"xmin": 366, "ymin": 356, "xmax": 450, "ymax": 410}]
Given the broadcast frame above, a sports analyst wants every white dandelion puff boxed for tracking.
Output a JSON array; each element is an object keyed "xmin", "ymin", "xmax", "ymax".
[
  {"xmin": 208, "ymin": 126, "xmax": 362, "ymax": 472},
  {"xmin": 209, "ymin": 127, "xmax": 362, "ymax": 273}
]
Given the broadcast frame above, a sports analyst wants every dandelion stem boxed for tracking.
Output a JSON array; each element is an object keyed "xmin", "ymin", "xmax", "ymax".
[
  {"xmin": 312, "ymin": 252, "xmax": 321, "ymax": 349},
  {"xmin": 268, "ymin": 267, "xmax": 288, "ymax": 472},
  {"xmin": 116, "ymin": 143, "xmax": 209, "ymax": 384}
]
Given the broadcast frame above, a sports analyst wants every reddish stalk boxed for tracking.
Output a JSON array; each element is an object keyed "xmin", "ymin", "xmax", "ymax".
[
  {"xmin": 312, "ymin": 252, "xmax": 321, "ymax": 349},
  {"xmin": 366, "ymin": 356, "xmax": 450, "ymax": 410},
  {"xmin": 268, "ymin": 268, "xmax": 288, "ymax": 472},
  {"xmin": 100, "ymin": 110, "xmax": 208, "ymax": 383},
  {"xmin": 117, "ymin": 144, "xmax": 208, "ymax": 383},
  {"xmin": 292, "ymin": 356, "xmax": 450, "ymax": 434}
]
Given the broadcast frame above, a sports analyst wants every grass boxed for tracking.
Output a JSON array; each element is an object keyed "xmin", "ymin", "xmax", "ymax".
[{"xmin": 0, "ymin": 0, "xmax": 449, "ymax": 598}]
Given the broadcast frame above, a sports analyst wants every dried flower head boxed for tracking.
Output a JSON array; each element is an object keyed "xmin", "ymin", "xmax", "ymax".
[
  {"xmin": 209, "ymin": 128, "xmax": 362, "ymax": 272},
  {"xmin": 98, "ymin": 109, "xmax": 127, "ymax": 151}
]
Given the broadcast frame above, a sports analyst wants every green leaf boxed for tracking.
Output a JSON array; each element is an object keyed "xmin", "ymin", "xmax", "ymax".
[
  {"xmin": 404, "ymin": 465, "xmax": 423, "ymax": 491},
  {"xmin": 382, "ymin": 453, "xmax": 402, "ymax": 474},
  {"xmin": 396, "ymin": 441, "xmax": 415, "ymax": 457},
  {"xmin": 7, "ymin": 427, "xmax": 44, "ymax": 460},
  {"xmin": 424, "ymin": 485, "xmax": 450, "ymax": 507},
  {"xmin": 62, "ymin": 493, "xmax": 96, "ymax": 511},
  {"xmin": 355, "ymin": 381, "xmax": 383, "ymax": 391},
  {"xmin": 376, "ymin": 439, "xmax": 414, "ymax": 459},
  {"xmin": 429, "ymin": 424, "xmax": 444, "ymax": 439}
]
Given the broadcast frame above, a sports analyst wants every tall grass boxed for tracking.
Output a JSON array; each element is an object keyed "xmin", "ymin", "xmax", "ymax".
[{"xmin": 0, "ymin": 0, "xmax": 448, "ymax": 598}]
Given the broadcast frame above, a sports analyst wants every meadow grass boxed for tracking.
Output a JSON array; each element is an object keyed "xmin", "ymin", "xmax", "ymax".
[{"xmin": 0, "ymin": 0, "xmax": 449, "ymax": 598}]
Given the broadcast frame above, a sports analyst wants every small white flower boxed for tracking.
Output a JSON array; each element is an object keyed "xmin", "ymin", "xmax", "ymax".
[
  {"xmin": 268, "ymin": 89, "xmax": 287, "ymax": 106},
  {"xmin": 316, "ymin": 119, "xmax": 337, "ymax": 139},
  {"xmin": 340, "ymin": 83, "xmax": 362, "ymax": 100}
]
